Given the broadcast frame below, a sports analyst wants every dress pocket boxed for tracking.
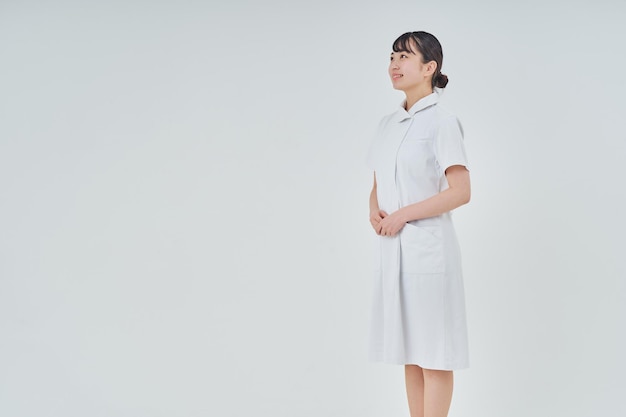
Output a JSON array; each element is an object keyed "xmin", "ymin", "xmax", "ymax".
[{"xmin": 400, "ymin": 223, "xmax": 444, "ymax": 274}]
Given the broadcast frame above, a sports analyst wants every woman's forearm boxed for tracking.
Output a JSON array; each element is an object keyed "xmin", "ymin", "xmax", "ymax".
[
  {"xmin": 369, "ymin": 174, "xmax": 380, "ymax": 214},
  {"xmin": 376, "ymin": 166, "xmax": 470, "ymax": 236},
  {"xmin": 399, "ymin": 185, "xmax": 470, "ymax": 222},
  {"xmin": 398, "ymin": 166, "xmax": 470, "ymax": 222},
  {"xmin": 370, "ymin": 187, "xmax": 380, "ymax": 213}
]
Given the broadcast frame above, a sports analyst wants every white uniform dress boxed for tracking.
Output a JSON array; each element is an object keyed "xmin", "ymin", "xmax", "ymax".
[{"xmin": 367, "ymin": 92, "xmax": 469, "ymax": 370}]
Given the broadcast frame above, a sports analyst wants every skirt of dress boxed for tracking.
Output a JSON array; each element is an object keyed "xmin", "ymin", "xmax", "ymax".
[{"xmin": 368, "ymin": 219, "xmax": 469, "ymax": 370}]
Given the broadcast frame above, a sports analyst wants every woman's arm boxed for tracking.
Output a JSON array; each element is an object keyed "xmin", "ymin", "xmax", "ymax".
[
  {"xmin": 378, "ymin": 165, "xmax": 470, "ymax": 236},
  {"xmin": 369, "ymin": 173, "xmax": 387, "ymax": 235}
]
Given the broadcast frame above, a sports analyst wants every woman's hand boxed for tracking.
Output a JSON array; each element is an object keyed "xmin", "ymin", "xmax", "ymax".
[
  {"xmin": 378, "ymin": 209, "xmax": 408, "ymax": 237},
  {"xmin": 370, "ymin": 209, "xmax": 388, "ymax": 235}
]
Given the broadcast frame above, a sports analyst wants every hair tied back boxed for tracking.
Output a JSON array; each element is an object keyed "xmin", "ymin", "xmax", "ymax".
[{"xmin": 435, "ymin": 72, "xmax": 449, "ymax": 88}]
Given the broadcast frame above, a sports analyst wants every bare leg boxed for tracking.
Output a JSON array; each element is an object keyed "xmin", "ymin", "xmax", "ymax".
[
  {"xmin": 405, "ymin": 365, "xmax": 425, "ymax": 417},
  {"xmin": 405, "ymin": 366, "xmax": 454, "ymax": 417},
  {"xmin": 423, "ymin": 369, "xmax": 453, "ymax": 417}
]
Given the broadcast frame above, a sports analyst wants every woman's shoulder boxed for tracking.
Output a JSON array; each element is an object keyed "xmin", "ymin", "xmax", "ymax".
[
  {"xmin": 375, "ymin": 111, "xmax": 398, "ymax": 132},
  {"xmin": 432, "ymin": 104, "xmax": 460, "ymax": 124},
  {"xmin": 429, "ymin": 104, "xmax": 464, "ymax": 140},
  {"xmin": 381, "ymin": 108, "xmax": 399, "ymax": 122}
]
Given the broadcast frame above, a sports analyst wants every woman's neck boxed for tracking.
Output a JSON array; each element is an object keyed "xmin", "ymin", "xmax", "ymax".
[{"xmin": 404, "ymin": 86, "xmax": 434, "ymax": 111}]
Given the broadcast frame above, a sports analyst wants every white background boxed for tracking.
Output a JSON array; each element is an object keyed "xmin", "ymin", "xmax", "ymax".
[{"xmin": 1, "ymin": 1, "xmax": 625, "ymax": 416}]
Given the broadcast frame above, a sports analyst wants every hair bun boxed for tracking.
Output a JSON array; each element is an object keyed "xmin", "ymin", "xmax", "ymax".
[{"xmin": 435, "ymin": 72, "xmax": 449, "ymax": 88}]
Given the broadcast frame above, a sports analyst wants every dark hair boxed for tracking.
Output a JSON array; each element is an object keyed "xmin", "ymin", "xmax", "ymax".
[{"xmin": 392, "ymin": 31, "xmax": 448, "ymax": 89}]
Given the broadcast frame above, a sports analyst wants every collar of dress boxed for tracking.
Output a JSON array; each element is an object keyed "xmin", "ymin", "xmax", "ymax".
[{"xmin": 394, "ymin": 92, "xmax": 439, "ymax": 122}]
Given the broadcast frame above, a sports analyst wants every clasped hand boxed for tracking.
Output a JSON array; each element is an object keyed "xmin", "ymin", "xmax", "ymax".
[{"xmin": 369, "ymin": 209, "xmax": 407, "ymax": 237}]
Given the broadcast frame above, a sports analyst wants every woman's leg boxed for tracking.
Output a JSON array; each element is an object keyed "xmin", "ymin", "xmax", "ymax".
[
  {"xmin": 422, "ymin": 369, "xmax": 453, "ymax": 417},
  {"xmin": 405, "ymin": 366, "xmax": 454, "ymax": 417},
  {"xmin": 405, "ymin": 365, "xmax": 425, "ymax": 417}
]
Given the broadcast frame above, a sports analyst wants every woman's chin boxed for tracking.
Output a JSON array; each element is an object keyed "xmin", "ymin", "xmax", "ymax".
[{"xmin": 390, "ymin": 81, "xmax": 402, "ymax": 90}]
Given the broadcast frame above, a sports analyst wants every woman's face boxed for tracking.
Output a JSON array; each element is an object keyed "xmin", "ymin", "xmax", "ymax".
[{"xmin": 388, "ymin": 48, "xmax": 433, "ymax": 92}]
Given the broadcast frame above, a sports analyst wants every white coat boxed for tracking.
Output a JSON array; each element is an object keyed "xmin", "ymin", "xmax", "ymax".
[{"xmin": 367, "ymin": 92, "xmax": 469, "ymax": 370}]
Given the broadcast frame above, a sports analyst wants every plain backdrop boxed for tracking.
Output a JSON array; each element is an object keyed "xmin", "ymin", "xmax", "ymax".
[{"xmin": 1, "ymin": 1, "xmax": 625, "ymax": 416}]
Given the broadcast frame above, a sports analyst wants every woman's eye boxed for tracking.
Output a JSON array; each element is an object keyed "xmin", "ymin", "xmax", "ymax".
[{"xmin": 401, "ymin": 54, "xmax": 407, "ymax": 58}]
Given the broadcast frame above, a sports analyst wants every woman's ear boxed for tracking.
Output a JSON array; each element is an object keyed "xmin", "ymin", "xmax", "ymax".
[{"xmin": 425, "ymin": 60, "xmax": 438, "ymax": 77}]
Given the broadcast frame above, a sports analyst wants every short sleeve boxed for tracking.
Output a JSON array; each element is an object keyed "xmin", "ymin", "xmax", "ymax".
[{"xmin": 434, "ymin": 115, "xmax": 469, "ymax": 173}]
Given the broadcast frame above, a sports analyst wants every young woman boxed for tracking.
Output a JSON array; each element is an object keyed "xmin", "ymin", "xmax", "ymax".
[{"xmin": 367, "ymin": 31, "xmax": 470, "ymax": 417}]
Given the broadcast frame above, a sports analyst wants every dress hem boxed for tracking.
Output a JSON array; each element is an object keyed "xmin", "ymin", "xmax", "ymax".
[{"xmin": 368, "ymin": 354, "xmax": 469, "ymax": 371}]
